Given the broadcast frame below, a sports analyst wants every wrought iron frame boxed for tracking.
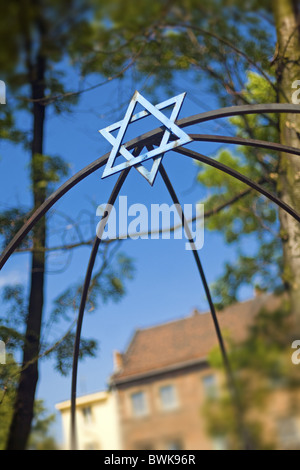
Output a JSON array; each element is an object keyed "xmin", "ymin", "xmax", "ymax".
[{"xmin": 1, "ymin": 102, "xmax": 300, "ymax": 450}]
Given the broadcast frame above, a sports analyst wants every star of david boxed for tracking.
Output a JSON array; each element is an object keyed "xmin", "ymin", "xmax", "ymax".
[{"xmin": 99, "ymin": 91, "xmax": 192, "ymax": 185}]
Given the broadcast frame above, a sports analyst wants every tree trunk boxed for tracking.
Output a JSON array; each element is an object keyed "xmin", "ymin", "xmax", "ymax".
[
  {"xmin": 273, "ymin": 0, "xmax": 300, "ymax": 332},
  {"xmin": 6, "ymin": 52, "xmax": 46, "ymax": 450}
]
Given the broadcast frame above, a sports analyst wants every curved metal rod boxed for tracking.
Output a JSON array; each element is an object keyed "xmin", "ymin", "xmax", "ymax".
[
  {"xmin": 190, "ymin": 134, "xmax": 300, "ymax": 157},
  {"xmin": 2, "ymin": 103, "xmax": 300, "ymax": 271},
  {"xmin": 158, "ymin": 165, "xmax": 230, "ymax": 369},
  {"xmin": 0, "ymin": 154, "xmax": 107, "ymax": 270},
  {"xmin": 174, "ymin": 146, "xmax": 300, "ymax": 224},
  {"xmin": 178, "ymin": 103, "xmax": 300, "ymax": 129},
  {"xmin": 126, "ymin": 104, "xmax": 300, "ymax": 146},
  {"xmin": 0, "ymin": 102, "xmax": 299, "ymax": 450},
  {"xmin": 159, "ymin": 164, "xmax": 252, "ymax": 449},
  {"xmin": 71, "ymin": 168, "xmax": 130, "ymax": 450},
  {"xmin": 0, "ymin": 138, "xmax": 137, "ymax": 269}
]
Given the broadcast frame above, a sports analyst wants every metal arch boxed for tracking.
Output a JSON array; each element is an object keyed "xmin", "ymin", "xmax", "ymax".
[
  {"xmin": 1, "ymin": 103, "xmax": 300, "ymax": 271},
  {"xmin": 1, "ymin": 102, "xmax": 300, "ymax": 451},
  {"xmin": 69, "ymin": 140, "xmax": 300, "ymax": 449},
  {"xmin": 173, "ymin": 146, "xmax": 300, "ymax": 224},
  {"xmin": 101, "ymin": 103, "xmax": 300, "ymax": 155},
  {"xmin": 0, "ymin": 153, "xmax": 109, "ymax": 270},
  {"xmin": 71, "ymin": 168, "xmax": 130, "ymax": 450},
  {"xmin": 178, "ymin": 103, "xmax": 300, "ymax": 129},
  {"xmin": 100, "ymin": 91, "xmax": 191, "ymax": 184},
  {"xmin": 70, "ymin": 146, "xmax": 238, "ymax": 449},
  {"xmin": 158, "ymin": 164, "xmax": 253, "ymax": 449},
  {"xmin": 70, "ymin": 145, "xmax": 142, "ymax": 450},
  {"xmin": 190, "ymin": 134, "xmax": 300, "ymax": 158},
  {"xmin": 159, "ymin": 165, "xmax": 230, "ymax": 369}
]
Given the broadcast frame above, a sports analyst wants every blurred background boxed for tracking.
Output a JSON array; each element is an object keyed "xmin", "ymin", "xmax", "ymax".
[{"xmin": 1, "ymin": 0, "xmax": 300, "ymax": 450}]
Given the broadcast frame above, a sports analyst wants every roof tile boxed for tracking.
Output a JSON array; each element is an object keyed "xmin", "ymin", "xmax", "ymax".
[{"xmin": 112, "ymin": 294, "xmax": 282, "ymax": 381}]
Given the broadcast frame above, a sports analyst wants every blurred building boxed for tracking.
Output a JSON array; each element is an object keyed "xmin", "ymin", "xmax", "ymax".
[
  {"xmin": 57, "ymin": 293, "xmax": 300, "ymax": 450},
  {"xmin": 110, "ymin": 294, "xmax": 277, "ymax": 450},
  {"xmin": 55, "ymin": 390, "xmax": 121, "ymax": 450}
]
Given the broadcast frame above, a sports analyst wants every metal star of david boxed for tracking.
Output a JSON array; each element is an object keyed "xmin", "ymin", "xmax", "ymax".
[{"xmin": 99, "ymin": 91, "xmax": 192, "ymax": 185}]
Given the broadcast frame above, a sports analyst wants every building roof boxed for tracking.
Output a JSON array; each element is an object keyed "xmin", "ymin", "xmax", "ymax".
[
  {"xmin": 56, "ymin": 391, "xmax": 109, "ymax": 411},
  {"xmin": 111, "ymin": 293, "xmax": 283, "ymax": 384}
]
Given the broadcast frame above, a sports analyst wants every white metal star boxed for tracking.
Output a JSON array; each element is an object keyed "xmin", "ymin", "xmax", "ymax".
[{"xmin": 99, "ymin": 91, "xmax": 192, "ymax": 185}]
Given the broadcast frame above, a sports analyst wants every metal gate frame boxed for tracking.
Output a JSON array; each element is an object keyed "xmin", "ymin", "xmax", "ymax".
[{"xmin": 1, "ymin": 102, "xmax": 300, "ymax": 449}]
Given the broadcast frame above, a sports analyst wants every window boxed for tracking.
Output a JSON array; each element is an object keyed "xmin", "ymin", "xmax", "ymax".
[
  {"xmin": 82, "ymin": 406, "xmax": 93, "ymax": 424},
  {"xmin": 159, "ymin": 385, "xmax": 178, "ymax": 411},
  {"xmin": 202, "ymin": 375, "xmax": 218, "ymax": 399},
  {"xmin": 131, "ymin": 391, "xmax": 148, "ymax": 417}
]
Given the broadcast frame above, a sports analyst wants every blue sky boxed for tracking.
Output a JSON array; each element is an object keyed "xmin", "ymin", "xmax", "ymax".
[{"xmin": 0, "ymin": 70, "xmax": 256, "ymax": 443}]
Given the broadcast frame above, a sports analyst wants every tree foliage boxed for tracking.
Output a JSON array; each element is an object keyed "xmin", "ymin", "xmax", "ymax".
[
  {"xmin": 0, "ymin": 0, "xmax": 136, "ymax": 448},
  {"xmin": 0, "ymin": 355, "xmax": 57, "ymax": 450},
  {"xmin": 77, "ymin": 0, "xmax": 294, "ymax": 307},
  {"xmin": 197, "ymin": 72, "xmax": 283, "ymax": 307}
]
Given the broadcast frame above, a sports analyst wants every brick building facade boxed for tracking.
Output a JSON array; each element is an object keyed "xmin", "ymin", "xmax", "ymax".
[{"xmin": 110, "ymin": 294, "xmax": 286, "ymax": 450}]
